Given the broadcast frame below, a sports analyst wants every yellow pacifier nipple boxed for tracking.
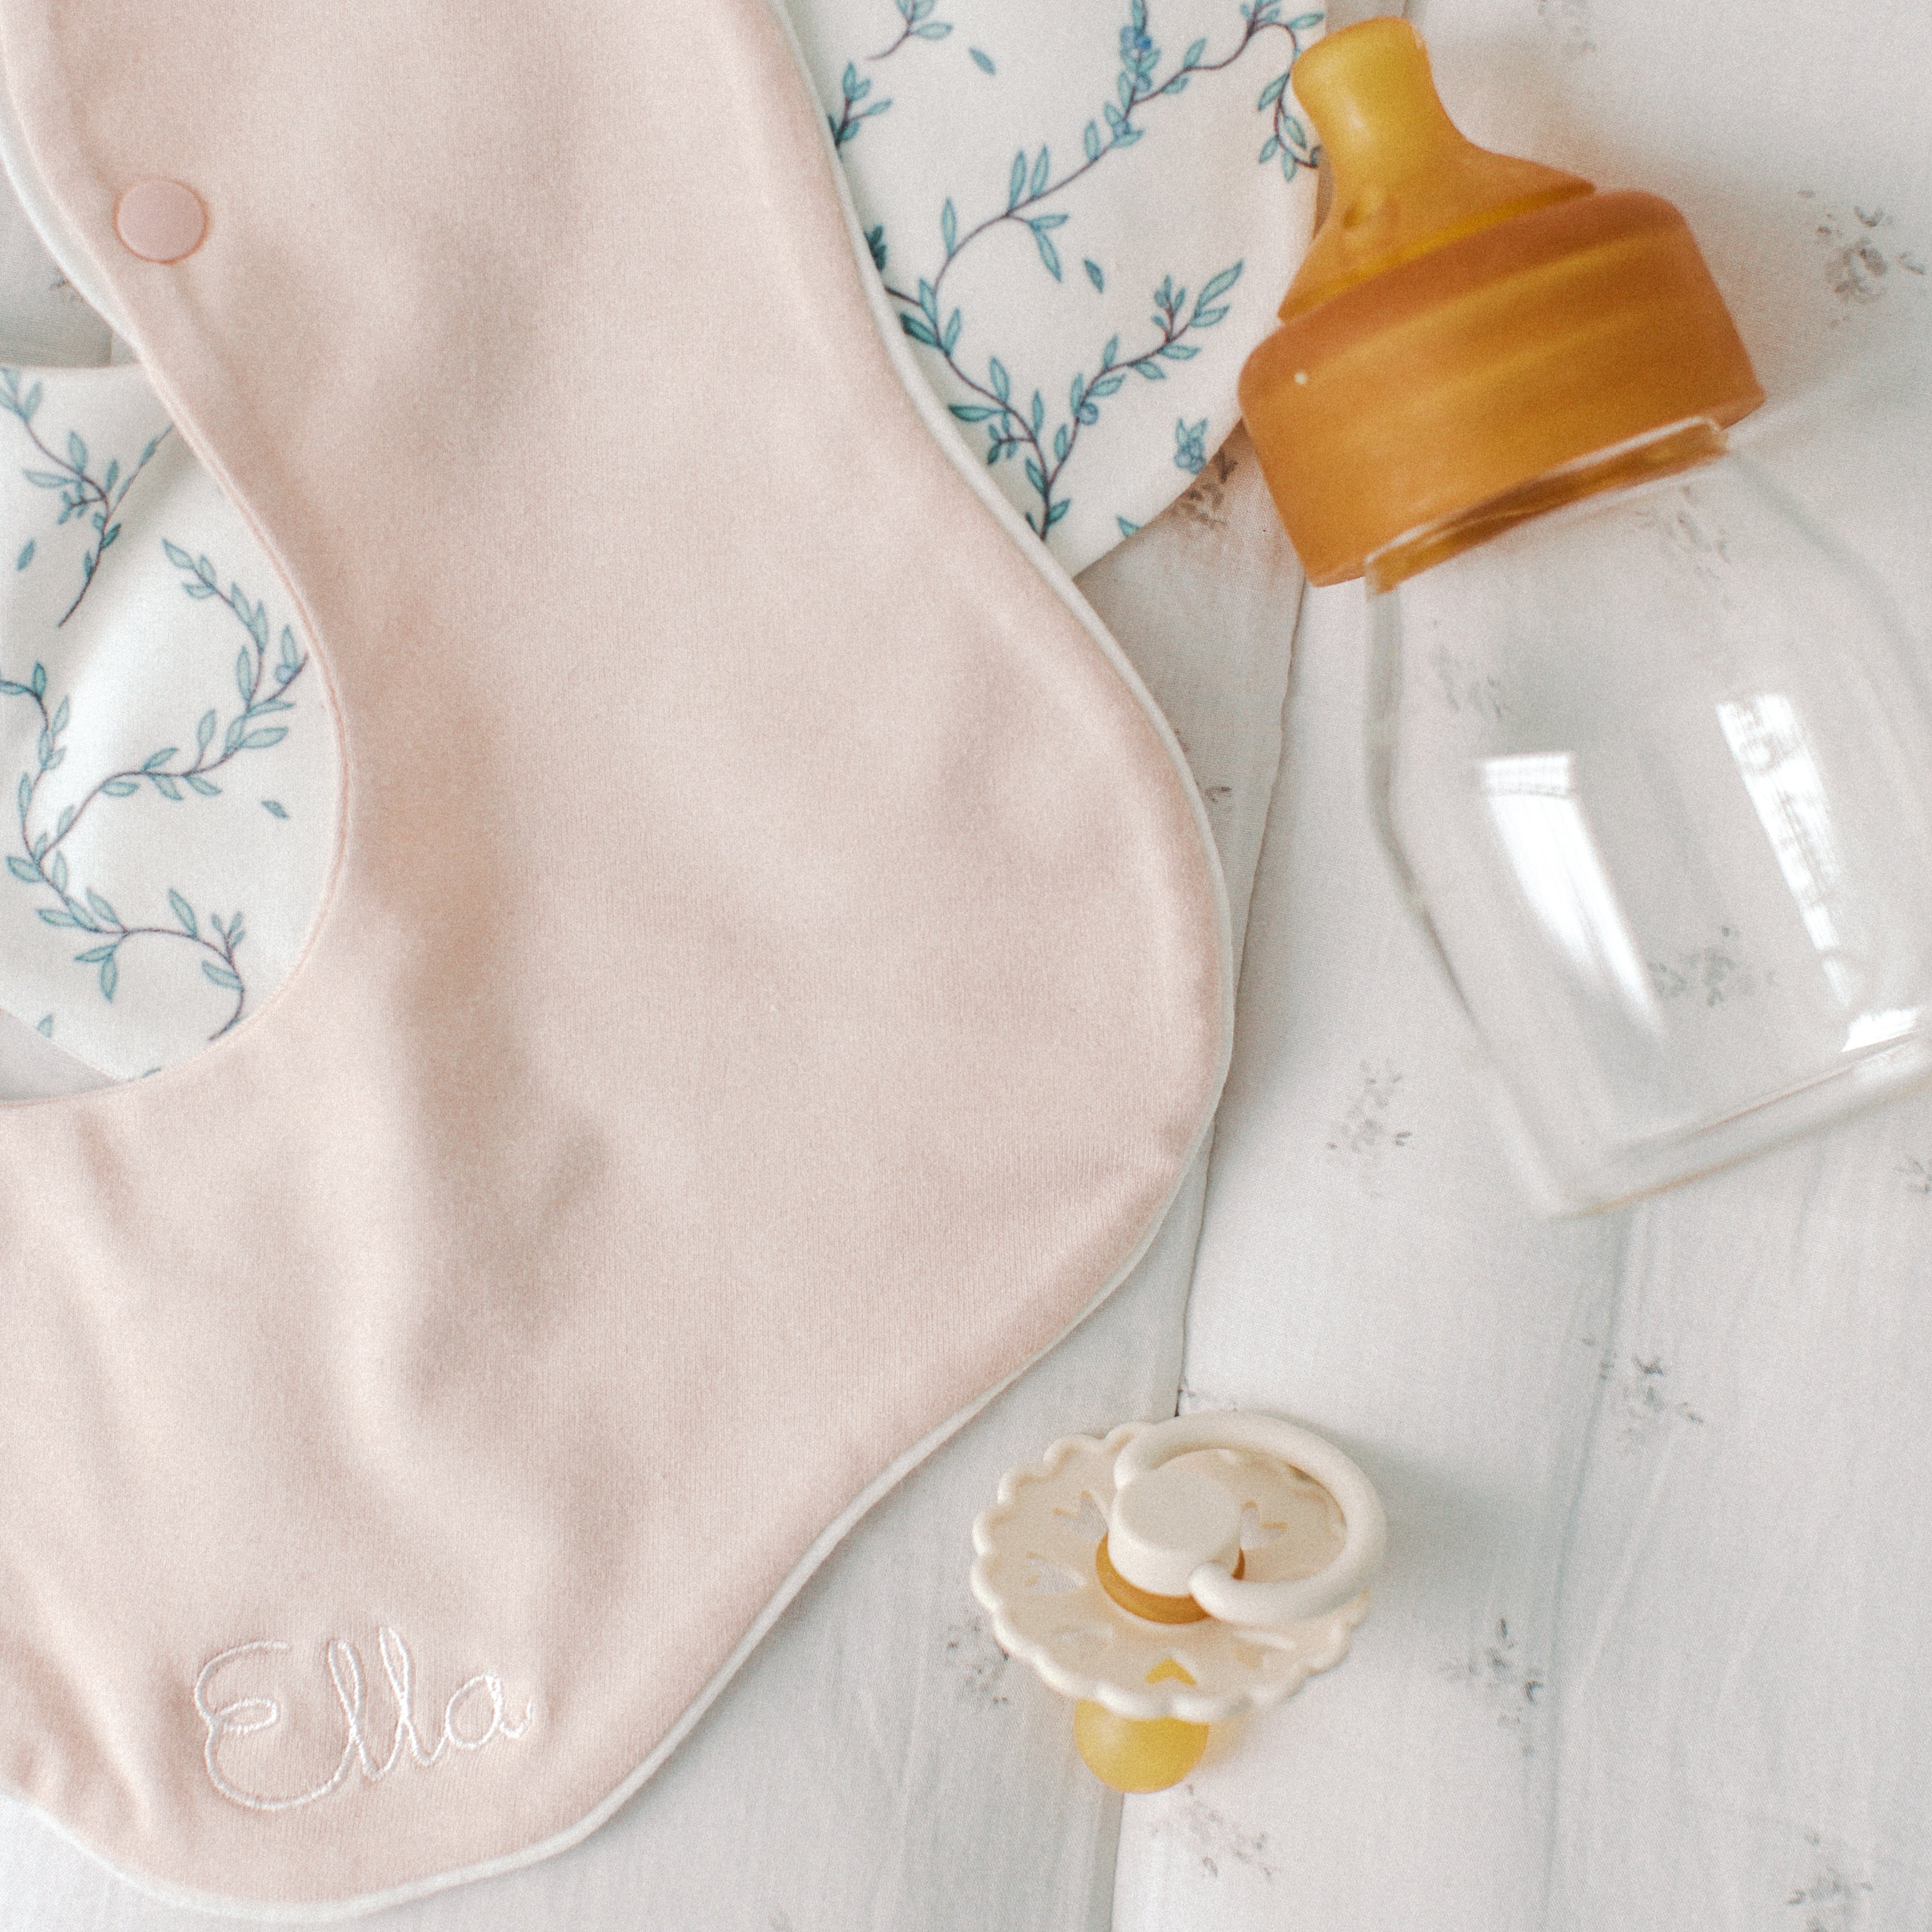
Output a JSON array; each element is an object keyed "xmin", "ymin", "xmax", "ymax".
[{"xmin": 970, "ymin": 1414, "xmax": 1386, "ymax": 1794}]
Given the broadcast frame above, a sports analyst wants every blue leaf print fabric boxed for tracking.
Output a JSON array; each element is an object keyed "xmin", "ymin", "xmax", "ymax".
[
  {"xmin": 0, "ymin": 362, "xmax": 339, "ymax": 1087},
  {"xmin": 793, "ymin": 0, "xmax": 1324, "ymax": 570}
]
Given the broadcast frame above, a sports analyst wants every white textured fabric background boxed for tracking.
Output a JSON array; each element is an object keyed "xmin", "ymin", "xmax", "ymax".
[
  {"xmin": 1114, "ymin": 1, "xmax": 1932, "ymax": 1928},
  {"xmin": 5, "ymin": 0, "xmax": 1932, "ymax": 1925}
]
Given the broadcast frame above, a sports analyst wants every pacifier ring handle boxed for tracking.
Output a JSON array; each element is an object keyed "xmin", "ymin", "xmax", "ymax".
[{"xmin": 1112, "ymin": 1413, "xmax": 1387, "ymax": 1629}]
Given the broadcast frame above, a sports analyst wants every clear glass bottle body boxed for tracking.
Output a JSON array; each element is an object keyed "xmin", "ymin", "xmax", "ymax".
[{"xmin": 1369, "ymin": 437, "xmax": 1932, "ymax": 1210}]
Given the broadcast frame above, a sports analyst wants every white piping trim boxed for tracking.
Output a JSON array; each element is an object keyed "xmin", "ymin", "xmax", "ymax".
[{"xmin": 0, "ymin": 0, "xmax": 1235, "ymax": 1909}]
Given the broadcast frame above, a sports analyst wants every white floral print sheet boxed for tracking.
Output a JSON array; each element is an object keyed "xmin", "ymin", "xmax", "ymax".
[
  {"xmin": 1114, "ymin": 0, "xmax": 1932, "ymax": 1925},
  {"xmin": 0, "ymin": 355, "xmax": 338, "ymax": 1087},
  {"xmin": 793, "ymin": 0, "xmax": 1323, "ymax": 568}
]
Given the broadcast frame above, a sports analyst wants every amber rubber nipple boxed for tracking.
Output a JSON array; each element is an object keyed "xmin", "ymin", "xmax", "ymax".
[
  {"xmin": 1283, "ymin": 19, "xmax": 1588, "ymax": 319},
  {"xmin": 1239, "ymin": 18, "xmax": 1763, "ymax": 585}
]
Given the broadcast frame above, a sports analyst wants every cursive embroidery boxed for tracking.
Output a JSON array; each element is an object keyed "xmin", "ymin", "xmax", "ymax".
[{"xmin": 195, "ymin": 1626, "xmax": 533, "ymax": 1813}]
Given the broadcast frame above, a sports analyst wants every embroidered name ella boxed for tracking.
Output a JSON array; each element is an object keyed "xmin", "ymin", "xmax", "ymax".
[{"xmin": 195, "ymin": 1627, "xmax": 533, "ymax": 1813}]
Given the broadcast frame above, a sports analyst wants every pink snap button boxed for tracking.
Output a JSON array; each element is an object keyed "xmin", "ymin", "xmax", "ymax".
[{"xmin": 113, "ymin": 179, "xmax": 205, "ymax": 263}]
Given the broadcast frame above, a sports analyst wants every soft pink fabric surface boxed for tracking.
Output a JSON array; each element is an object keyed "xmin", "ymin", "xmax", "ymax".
[{"xmin": 0, "ymin": 0, "xmax": 1227, "ymax": 1907}]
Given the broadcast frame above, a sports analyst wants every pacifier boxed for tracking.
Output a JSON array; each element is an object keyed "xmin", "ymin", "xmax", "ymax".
[{"xmin": 970, "ymin": 1411, "xmax": 1385, "ymax": 1791}]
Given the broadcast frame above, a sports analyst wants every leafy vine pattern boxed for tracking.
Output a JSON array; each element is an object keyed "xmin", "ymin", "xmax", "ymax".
[
  {"xmin": 850, "ymin": 0, "xmax": 1322, "ymax": 538},
  {"xmin": 914, "ymin": 266, "xmax": 1244, "ymax": 536},
  {"xmin": 1, "ymin": 541, "xmax": 308, "ymax": 1037},
  {"xmin": 0, "ymin": 367, "xmax": 170, "ymax": 625},
  {"xmin": 870, "ymin": 0, "xmax": 951, "ymax": 61},
  {"xmin": 829, "ymin": 0, "xmax": 971, "ymax": 148}
]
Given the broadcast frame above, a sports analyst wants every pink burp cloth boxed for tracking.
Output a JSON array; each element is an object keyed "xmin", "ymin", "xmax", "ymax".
[{"xmin": 0, "ymin": 0, "xmax": 1228, "ymax": 1911}]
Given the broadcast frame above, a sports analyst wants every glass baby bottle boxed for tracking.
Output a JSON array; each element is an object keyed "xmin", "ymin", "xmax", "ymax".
[{"xmin": 1240, "ymin": 20, "xmax": 1932, "ymax": 1211}]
